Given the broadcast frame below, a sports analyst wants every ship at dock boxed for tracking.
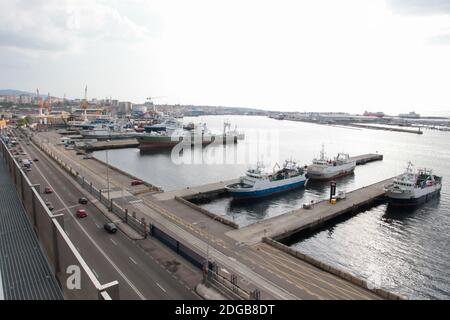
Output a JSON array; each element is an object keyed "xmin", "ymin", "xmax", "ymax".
[
  {"xmin": 225, "ymin": 160, "xmax": 308, "ymax": 199},
  {"xmin": 137, "ymin": 123, "xmax": 220, "ymax": 150},
  {"xmin": 384, "ymin": 162, "xmax": 442, "ymax": 206},
  {"xmin": 306, "ymin": 145, "xmax": 356, "ymax": 180}
]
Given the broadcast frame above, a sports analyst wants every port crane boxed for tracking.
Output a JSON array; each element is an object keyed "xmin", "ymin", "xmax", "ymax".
[{"xmin": 81, "ymin": 85, "xmax": 89, "ymax": 122}]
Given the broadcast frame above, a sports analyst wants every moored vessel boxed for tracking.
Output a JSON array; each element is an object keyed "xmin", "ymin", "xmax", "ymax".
[
  {"xmin": 307, "ymin": 145, "xmax": 356, "ymax": 180},
  {"xmin": 225, "ymin": 160, "xmax": 308, "ymax": 199},
  {"xmin": 384, "ymin": 162, "xmax": 442, "ymax": 206}
]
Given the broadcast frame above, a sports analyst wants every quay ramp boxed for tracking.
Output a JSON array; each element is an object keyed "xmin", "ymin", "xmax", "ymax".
[
  {"xmin": 153, "ymin": 179, "xmax": 239, "ymax": 201},
  {"xmin": 226, "ymin": 177, "xmax": 394, "ymax": 245},
  {"xmin": 351, "ymin": 153, "xmax": 383, "ymax": 165},
  {"xmin": 84, "ymin": 138, "xmax": 139, "ymax": 151}
]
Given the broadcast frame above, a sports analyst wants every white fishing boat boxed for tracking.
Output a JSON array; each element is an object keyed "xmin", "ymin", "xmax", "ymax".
[
  {"xmin": 307, "ymin": 145, "xmax": 356, "ymax": 180},
  {"xmin": 384, "ymin": 162, "xmax": 442, "ymax": 206}
]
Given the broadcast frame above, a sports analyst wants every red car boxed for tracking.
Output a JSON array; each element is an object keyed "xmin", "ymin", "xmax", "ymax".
[
  {"xmin": 76, "ymin": 209, "xmax": 87, "ymax": 218},
  {"xmin": 131, "ymin": 179, "xmax": 144, "ymax": 186},
  {"xmin": 44, "ymin": 187, "xmax": 53, "ymax": 194}
]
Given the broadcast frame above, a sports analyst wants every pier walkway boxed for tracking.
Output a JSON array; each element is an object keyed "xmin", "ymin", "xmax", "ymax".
[{"xmin": 226, "ymin": 177, "xmax": 393, "ymax": 245}]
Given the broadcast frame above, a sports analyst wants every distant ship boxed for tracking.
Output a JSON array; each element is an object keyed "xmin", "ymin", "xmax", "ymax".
[
  {"xmin": 137, "ymin": 125, "xmax": 221, "ymax": 150},
  {"xmin": 225, "ymin": 160, "xmax": 308, "ymax": 199},
  {"xmin": 384, "ymin": 162, "xmax": 442, "ymax": 206},
  {"xmin": 306, "ymin": 145, "xmax": 356, "ymax": 180}
]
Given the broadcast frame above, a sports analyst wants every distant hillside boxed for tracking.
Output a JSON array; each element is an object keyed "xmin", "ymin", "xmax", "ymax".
[{"xmin": 0, "ymin": 89, "xmax": 36, "ymax": 96}]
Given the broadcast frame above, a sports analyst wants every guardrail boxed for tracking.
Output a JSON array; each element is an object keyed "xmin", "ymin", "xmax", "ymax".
[{"xmin": 1, "ymin": 137, "xmax": 119, "ymax": 300}]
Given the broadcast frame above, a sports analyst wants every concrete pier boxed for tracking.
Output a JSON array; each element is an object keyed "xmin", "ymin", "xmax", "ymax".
[
  {"xmin": 155, "ymin": 153, "xmax": 383, "ymax": 202},
  {"xmin": 350, "ymin": 153, "xmax": 383, "ymax": 165},
  {"xmin": 153, "ymin": 179, "xmax": 239, "ymax": 201},
  {"xmin": 226, "ymin": 177, "xmax": 394, "ymax": 245},
  {"xmin": 84, "ymin": 138, "xmax": 139, "ymax": 151}
]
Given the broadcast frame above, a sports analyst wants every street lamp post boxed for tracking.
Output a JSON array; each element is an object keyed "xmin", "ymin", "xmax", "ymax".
[
  {"xmin": 201, "ymin": 215, "xmax": 221, "ymax": 276},
  {"xmin": 105, "ymin": 140, "xmax": 110, "ymax": 201}
]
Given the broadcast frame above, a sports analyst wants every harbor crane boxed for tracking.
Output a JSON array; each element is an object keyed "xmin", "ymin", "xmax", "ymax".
[{"xmin": 81, "ymin": 85, "xmax": 89, "ymax": 122}]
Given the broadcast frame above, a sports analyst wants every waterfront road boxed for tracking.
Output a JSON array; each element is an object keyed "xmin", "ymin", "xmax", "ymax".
[{"xmin": 17, "ymin": 137, "xmax": 200, "ymax": 300}]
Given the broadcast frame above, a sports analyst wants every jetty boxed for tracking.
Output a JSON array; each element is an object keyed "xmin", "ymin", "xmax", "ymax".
[
  {"xmin": 347, "ymin": 124, "xmax": 423, "ymax": 135},
  {"xmin": 226, "ymin": 177, "xmax": 394, "ymax": 245},
  {"xmin": 156, "ymin": 153, "xmax": 384, "ymax": 202},
  {"xmin": 84, "ymin": 138, "xmax": 139, "ymax": 151}
]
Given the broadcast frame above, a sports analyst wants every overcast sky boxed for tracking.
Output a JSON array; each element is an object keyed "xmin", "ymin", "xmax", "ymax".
[{"xmin": 1, "ymin": 0, "xmax": 450, "ymax": 115}]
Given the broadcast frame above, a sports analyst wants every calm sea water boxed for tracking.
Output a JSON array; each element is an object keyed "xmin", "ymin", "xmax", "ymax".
[{"xmin": 95, "ymin": 115, "xmax": 450, "ymax": 299}]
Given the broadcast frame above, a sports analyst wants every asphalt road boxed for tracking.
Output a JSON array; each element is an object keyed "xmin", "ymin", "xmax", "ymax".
[{"xmin": 16, "ymin": 135, "xmax": 199, "ymax": 300}]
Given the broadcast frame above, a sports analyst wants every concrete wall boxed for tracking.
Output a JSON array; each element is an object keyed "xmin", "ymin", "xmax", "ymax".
[
  {"xmin": 1, "ymin": 137, "xmax": 118, "ymax": 300},
  {"xmin": 262, "ymin": 237, "xmax": 403, "ymax": 300}
]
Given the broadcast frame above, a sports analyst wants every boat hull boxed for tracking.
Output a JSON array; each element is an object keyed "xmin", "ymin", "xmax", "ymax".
[
  {"xmin": 386, "ymin": 187, "xmax": 441, "ymax": 207},
  {"xmin": 226, "ymin": 178, "xmax": 308, "ymax": 199}
]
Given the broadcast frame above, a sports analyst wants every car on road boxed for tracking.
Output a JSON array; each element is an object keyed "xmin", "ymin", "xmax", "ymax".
[
  {"xmin": 104, "ymin": 222, "xmax": 118, "ymax": 234},
  {"xmin": 33, "ymin": 158, "xmax": 39, "ymax": 162},
  {"xmin": 76, "ymin": 209, "xmax": 88, "ymax": 218},
  {"xmin": 45, "ymin": 201, "xmax": 54, "ymax": 211},
  {"xmin": 44, "ymin": 186, "xmax": 53, "ymax": 194},
  {"xmin": 78, "ymin": 197, "xmax": 88, "ymax": 204},
  {"xmin": 130, "ymin": 179, "xmax": 144, "ymax": 186}
]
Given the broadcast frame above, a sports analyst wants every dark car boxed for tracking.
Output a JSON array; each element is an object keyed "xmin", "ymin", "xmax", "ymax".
[
  {"xmin": 104, "ymin": 222, "xmax": 118, "ymax": 234},
  {"xmin": 33, "ymin": 158, "xmax": 39, "ymax": 162},
  {"xmin": 78, "ymin": 197, "xmax": 88, "ymax": 205},
  {"xmin": 45, "ymin": 201, "xmax": 54, "ymax": 211},
  {"xmin": 130, "ymin": 179, "xmax": 144, "ymax": 186}
]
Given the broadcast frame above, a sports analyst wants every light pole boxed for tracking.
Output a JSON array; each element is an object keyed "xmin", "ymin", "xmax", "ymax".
[
  {"xmin": 199, "ymin": 215, "xmax": 221, "ymax": 273},
  {"xmin": 105, "ymin": 140, "xmax": 110, "ymax": 201}
]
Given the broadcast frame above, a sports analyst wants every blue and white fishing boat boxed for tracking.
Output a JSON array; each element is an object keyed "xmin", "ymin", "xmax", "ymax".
[{"xmin": 225, "ymin": 160, "xmax": 308, "ymax": 199}]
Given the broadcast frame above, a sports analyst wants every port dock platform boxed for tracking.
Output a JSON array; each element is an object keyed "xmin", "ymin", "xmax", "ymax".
[
  {"xmin": 155, "ymin": 153, "xmax": 384, "ymax": 202},
  {"xmin": 226, "ymin": 177, "xmax": 394, "ymax": 245}
]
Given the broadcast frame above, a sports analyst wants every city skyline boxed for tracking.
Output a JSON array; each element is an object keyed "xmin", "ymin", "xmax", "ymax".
[{"xmin": 1, "ymin": 0, "xmax": 450, "ymax": 115}]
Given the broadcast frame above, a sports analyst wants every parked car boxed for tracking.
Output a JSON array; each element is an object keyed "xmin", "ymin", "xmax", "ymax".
[
  {"xmin": 76, "ymin": 209, "xmax": 87, "ymax": 218},
  {"xmin": 104, "ymin": 222, "xmax": 118, "ymax": 234},
  {"xmin": 78, "ymin": 197, "xmax": 88, "ymax": 205},
  {"xmin": 130, "ymin": 179, "xmax": 144, "ymax": 186},
  {"xmin": 44, "ymin": 186, "xmax": 53, "ymax": 194},
  {"xmin": 45, "ymin": 201, "xmax": 54, "ymax": 211}
]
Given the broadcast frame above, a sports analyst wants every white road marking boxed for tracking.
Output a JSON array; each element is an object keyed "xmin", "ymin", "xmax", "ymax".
[
  {"xmin": 92, "ymin": 269, "xmax": 99, "ymax": 279},
  {"xmin": 95, "ymin": 223, "xmax": 101, "ymax": 229},
  {"xmin": 110, "ymin": 238, "xmax": 117, "ymax": 246},
  {"xmin": 0, "ymin": 268, "xmax": 4, "ymax": 300},
  {"xmin": 30, "ymin": 155, "xmax": 146, "ymax": 300},
  {"xmin": 129, "ymin": 257, "xmax": 138, "ymax": 265},
  {"xmin": 156, "ymin": 282, "xmax": 166, "ymax": 293}
]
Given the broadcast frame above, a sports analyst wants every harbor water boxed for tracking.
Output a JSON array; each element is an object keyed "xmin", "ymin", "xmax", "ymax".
[{"xmin": 94, "ymin": 115, "xmax": 450, "ymax": 299}]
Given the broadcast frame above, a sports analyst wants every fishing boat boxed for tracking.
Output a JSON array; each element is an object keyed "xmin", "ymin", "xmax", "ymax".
[
  {"xmin": 384, "ymin": 162, "xmax": 442, "ymax": 206},
  {"xmin": 225, "ymin": 160, "xmax": 308, "ymax": 199},
  {"xmin": 307, "ymin": 145, "xmax": 356, "ymax": 180}
]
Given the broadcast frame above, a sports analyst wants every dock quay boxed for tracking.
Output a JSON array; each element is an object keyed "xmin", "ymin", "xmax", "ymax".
[
  {"xmin": 84, "ymin": 138, "xmax": 139, "ymax": 151},
  {"xmin": 347, "ymin": 123, "xmax": 423, "ymax": 134},
  {"xmin": 226, "ymin": 177, "xmax": 394, "ymax": 246},
  {"xmin": 350, "ymin": 153, "xmax": 383, "ymax": 165},
  {"xmin": 154, "ymin": 153, "xmax": 383, "ymax": 203},
  {"xmin": 153, "ymin": 179, "xmax": 239, "ymax": 201}
]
